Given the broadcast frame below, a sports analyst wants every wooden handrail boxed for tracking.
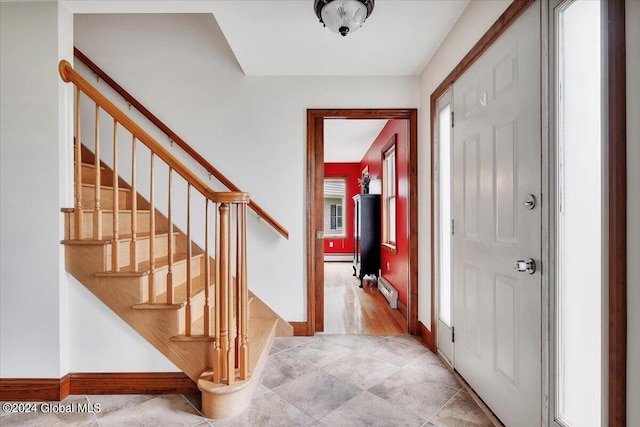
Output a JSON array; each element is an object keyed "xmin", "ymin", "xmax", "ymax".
[
  {"xmin": 73, "ymin": 48, "xmax": 289, "ymax": 240},
  {"xmin": 60, "ymin": 60, "xmax": 248, "ymax": 206}
]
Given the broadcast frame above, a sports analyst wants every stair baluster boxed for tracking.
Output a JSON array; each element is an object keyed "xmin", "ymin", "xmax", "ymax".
[
  {"xmin": 93, "ymin": 104, "xmax": 102, "ymax": 240},
  {"xmin": 204, "ymin": 200, "xmax": 211, "ymax": 336},
  {"xmin": 185, "ymin": 184, "xmax": 192, "ymax": 336},
  {"xmin": 130, "ymin": 136, "xmax": 138, "ymax": 270},
  {"xmin": 148, "ymin": 152, "xmax": 156, "ymax": 303},
  {"xmin": 74, "ymin": 87, "xmax": 83, "ymax": 240},
  {"xmin": 166, "ymin": 168, "xmax": 174, "ymax": 304},
  {"xmin": 227, "ymin": 204, "xmax": 237, "ymax": 385},
  {"xmin": 111, "ymin": 119, "xmax": 120, "ymax": 271},
  {"xmin": 237, "ymin": 202, "xmax": 248, "ymax": 380},
  {"xmin": 213, "ymin": 202, "xmax": 221, "ymax": 383}
]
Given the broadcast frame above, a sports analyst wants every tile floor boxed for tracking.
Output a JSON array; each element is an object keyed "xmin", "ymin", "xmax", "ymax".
[{"xmin": 1, "ymin": 335, "xmax": 497, "ymax": 426}]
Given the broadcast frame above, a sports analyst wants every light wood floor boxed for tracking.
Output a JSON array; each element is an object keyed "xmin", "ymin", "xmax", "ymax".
[{"xmin": 321, "ymin": 262, "xmax": 407, "ymax": 335}]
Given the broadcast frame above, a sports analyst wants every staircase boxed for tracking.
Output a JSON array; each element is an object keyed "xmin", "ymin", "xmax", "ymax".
[{"xmin": 58, "ymin": 60, "xmax": 292, "ymax": 420}]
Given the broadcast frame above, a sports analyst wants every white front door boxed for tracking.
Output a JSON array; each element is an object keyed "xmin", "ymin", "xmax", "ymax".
[{"xmin": 451, "ymin": 3, "xmax": 542, "ymax": 426}]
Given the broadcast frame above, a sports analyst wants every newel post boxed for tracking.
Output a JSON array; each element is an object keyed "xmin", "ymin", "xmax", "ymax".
[
  {"xmin": 218, "ymin": 202, "xmax": 233, "ymax": 384},
  {"xmin": 237, "ymin": 201, "xmax": 249, "ymax": 380}
]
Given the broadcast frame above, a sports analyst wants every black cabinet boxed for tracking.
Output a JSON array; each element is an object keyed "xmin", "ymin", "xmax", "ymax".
[{"xmin": 352, "ymin": 194, "xmax": 381, "ymax": 287}]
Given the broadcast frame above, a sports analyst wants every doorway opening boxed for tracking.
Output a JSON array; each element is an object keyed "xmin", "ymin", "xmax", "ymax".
[
  {"xmin": 307, "ymin": 109, "xmax": 418, "ymax": 336},
  {"xmin": 322, "ymin": 119, "xmax": 408, "ymax": 335}
]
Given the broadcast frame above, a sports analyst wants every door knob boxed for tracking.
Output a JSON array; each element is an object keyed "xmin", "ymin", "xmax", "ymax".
[
  {"xmin": 523, "ymin": 194, "xmax": 536, "ymax": 210},
  {"xmin": 514, "ymin": 258, "xmax": 536, "ymax": 274}
]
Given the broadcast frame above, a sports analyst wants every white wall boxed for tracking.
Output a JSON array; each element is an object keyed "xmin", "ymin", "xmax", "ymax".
[
  {"xmin": 57, "ymin": 0, "xmax": 74, "ymax": 379},
  {"xmin": 626, "ymin": 1, "xmax": 640, "ymax": 425},
  {"xmin": 0, "ymin": 2, "xmax": 73, "ymax": 378},
  {"xmin": 417, "ymin": 0, "xmax": 513, "ymax": 327},
  {"xmin": 68, "ymin": 275, "xmax": 178, "ymax": 372}
]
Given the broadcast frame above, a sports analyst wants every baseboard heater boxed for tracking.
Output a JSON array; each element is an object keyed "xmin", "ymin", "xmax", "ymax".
[
  {"xmin": 324, "ymin": 254, "xmax": 353, "ymax": 262},
  {"xmin": 378, "ymin": 276, "xmax": 398, "ymax": 309}
]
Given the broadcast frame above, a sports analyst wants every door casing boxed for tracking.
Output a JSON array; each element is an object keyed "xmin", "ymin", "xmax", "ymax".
[{"xmin": 306, "ymin": 109, "xmax": 419, "ymax": 336}]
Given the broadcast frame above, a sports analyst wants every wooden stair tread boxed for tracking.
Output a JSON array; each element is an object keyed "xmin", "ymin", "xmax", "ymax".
[
  {"xmin": 81, "ymin": 209, "xmax": 150, "ymax": 213},
  {"xmin": 154, "ymin": 273, "xmax": 212, "ymax": 305},
  {"xmin": 79, "ymin": 162, "xmax": 105, "ymax": 170},
  {"xmin": 132, "ymin": 302, "xmax": 184, "ymax": 310},
  {"xmin": 60, "ymin": 207, "xmax": 151, "ymax": 214},
  {"xmin": 61, "ymin": 231, "xmax": 179, "ymax": 246},
  {"xmin": 96, "ymin": 252, "xmax": 204, "ymax": 277},
  {"xmin": 81, "ymin": 183, "xmax": 131, "ymax": 191}
]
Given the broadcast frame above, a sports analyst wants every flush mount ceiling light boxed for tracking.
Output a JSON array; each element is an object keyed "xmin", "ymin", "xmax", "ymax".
[{"xmin": 314, "ymin": 0, "xmax": 375, "ymax": 37}]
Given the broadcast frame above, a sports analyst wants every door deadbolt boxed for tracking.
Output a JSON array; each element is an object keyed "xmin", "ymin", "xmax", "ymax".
[{"xmin": 514, "ymin": 258, "xmax": 536, "ymax": 274}]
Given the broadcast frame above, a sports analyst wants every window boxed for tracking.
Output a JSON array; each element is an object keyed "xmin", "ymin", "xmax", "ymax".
[
  {"xmin": 323, "ymin": 178, "xmax": 346, "ymax": 237},
  {"xmin": 330, "ymin": 204, "xmax": 342, "ymax": 230},
  {"xmin": 438, "ymin": 102, "xmax": 452, "ymax": 328},
  {"xmin": 382, "ymin": 139, "xmax": 396, "ymax": 247},
  {"xmin": 554, "ymin": 1, "xmax": 602, "ymax": 425}
]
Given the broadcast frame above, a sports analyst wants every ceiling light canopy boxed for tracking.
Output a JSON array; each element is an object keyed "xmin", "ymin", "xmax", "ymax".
[{"xmin": 314, "ymin": 0, "xmax": 375, "ymax": 37}]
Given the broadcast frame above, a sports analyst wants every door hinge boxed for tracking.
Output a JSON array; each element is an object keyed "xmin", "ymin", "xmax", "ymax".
[
  {"xmin": 451, "ymin": 326, "xmax": 455, "ymax": 343},
  {"xmin": 451, "ymin": 219, "xmax": 455, "ymax": 235},
  {"xmin": 451, "ymin": 111, "xmax": 455, "ymax": 128}
]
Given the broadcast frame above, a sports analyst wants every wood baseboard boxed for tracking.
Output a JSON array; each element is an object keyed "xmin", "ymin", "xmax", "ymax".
[
  {"xmin": 397, "ymin": 299, "xmax": 408, "ymax": 320},
  {"xmin": 0, "ymin": 376, "xmax": 71, "ymax": 402},
  {"xmin": 69, "ymin": 372, "xmax": 197, "ymax": 395},
  {"xmin": 0, "ymin": 373, "xmax": 197, "ymax": 401},
  {"xmin": 289, "ymin": 322, "xmax": 310, "ymax": 336},
  {"xmin": 418, "ymin": 321, "xmax": 435, "ymax": 352}
]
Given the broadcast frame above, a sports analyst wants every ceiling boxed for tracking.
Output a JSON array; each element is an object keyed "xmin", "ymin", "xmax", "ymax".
[
  {"xmin": 324, "ymin": 119, "xmax": 389, "ymax": 163},
  {"xmin": 63, "ymin": 0, "xmax": 471, "ymax": 159},
  {"xmin": 65, "ymin": 0, "xmax": 470, "ymax": 77},
  {"xmin": 210, "ymin": 0, "xmax": 470, "ymax": 76}
]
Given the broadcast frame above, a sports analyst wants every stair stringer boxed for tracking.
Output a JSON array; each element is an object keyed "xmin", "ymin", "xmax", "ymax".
[
  {"xmin": 64, "ymin": 243, "xmax": 212, "ymax": 382},
  {"xmin": 248, "ymin": 291, "xmax": 293, "ymax": 337}
]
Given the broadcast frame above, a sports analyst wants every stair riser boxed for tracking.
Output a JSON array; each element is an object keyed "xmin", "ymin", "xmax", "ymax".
[
  {"xmin": 81, "ymin": 186, "xmax": 130, "ymax": 210},
  {"xmin": 105, "ymin": 234, "xmax": 175, "ymax": 269},
  {"xmin": 68, "ymin": 211, "xmax": 152, "ymax": 240},
  {"xmin": 80, "ymin": 164, "xmax": 114, "ymax": 187},
  {"xmin": 177, "ymin": 287, "xmax": 213, "ymax": 334},
  {"xmin": 142, "ymin": 256, "xmax": 206, "ymax": 301}
]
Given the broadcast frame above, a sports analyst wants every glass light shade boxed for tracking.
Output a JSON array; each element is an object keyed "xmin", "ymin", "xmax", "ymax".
[{"xmin": 315, "ymin": 0, "xmax": 374, "ymax": 37}]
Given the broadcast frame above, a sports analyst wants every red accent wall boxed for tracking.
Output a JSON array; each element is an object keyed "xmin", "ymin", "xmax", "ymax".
[
  {"xmin": 359, "ymin": 120, "xmax": 410, "ymax": 307},
  {"xmin": 324, "ymin": 163, "xmax": 361, "ymax": 255}
]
